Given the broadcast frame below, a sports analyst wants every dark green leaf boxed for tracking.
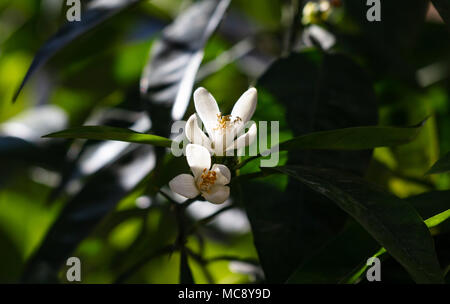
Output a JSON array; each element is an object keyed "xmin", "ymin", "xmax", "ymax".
[
  {"xmin": 278, "ymin": 122, "xmax": 425, "ymax": 152},
  {"xmin": 426, "ymin": 151, "xmax": 450, "ymax": 174},
  {"xmin": 269, "ymin": 165, "xmax": 444, "ymax": 283},
  {"xmin": 13, "ymin": 0, "xmax": 142, "ymax": 101},
  {"xmin": 43, "ymin": 126, "xmax": 172, "ymax": 147},
  {"xmin": 342, "ymin": 0, "xmax": 428, "ymax": 82},
  {"xmin": 289, "ymin": 191, "xmax": 450, "ymax": 284},
  {"xmin": 406, "ymin": 190, "xmax": 450, "ymax": 220}
]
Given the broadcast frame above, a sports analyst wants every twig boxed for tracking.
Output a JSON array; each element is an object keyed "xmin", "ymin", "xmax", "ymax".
[{"xmin": 114, "ymin": 245, "xmax": 175, "ymax": 284}]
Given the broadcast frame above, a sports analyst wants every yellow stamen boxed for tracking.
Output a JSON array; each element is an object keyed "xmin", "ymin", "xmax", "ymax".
[
  {"xmin": 214, "ymin": 113, "xmax": 241, "ymax": 131},
  {"xmin": 198, "ymin": 168, "xmax": 217, "ymax": 193}
]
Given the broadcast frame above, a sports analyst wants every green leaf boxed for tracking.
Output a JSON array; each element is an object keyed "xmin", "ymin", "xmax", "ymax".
[
  {"xmin": 286, "ymin": 221, "xmax": 381, "ymax": 284},
  {"xmin": 406, "ymin": 190, "xmax": 450, "ymax": 220},
  {"xmin": 43, "ymin": 126, "xmax": 172, "ymax": 147},
  {"xmin": 268, "ymin": 165, "xmax": 444, "ymax": 283},
  {"xmin": 244, "ymin": 51, "xmax": 378, "ymax": 283},
  {"xmin": 426, "ymin": 152, "xmax": 450, "ymax": 174},
  {"xmin": 343, "ymin": 209, "xmax": 450, "ymax": 284},
  {"xmin": 278, "ymin": 122, "xmax": 425, "ymax": 152}
]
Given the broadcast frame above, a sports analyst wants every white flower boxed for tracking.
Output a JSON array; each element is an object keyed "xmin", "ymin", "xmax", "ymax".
[
  {"xmin": 169, "ymin": 144, "xmax": 231, "ymax": 204},
  {"xmin": 185, "ymin": 87, "xmax": 258, "ymax": 156}
]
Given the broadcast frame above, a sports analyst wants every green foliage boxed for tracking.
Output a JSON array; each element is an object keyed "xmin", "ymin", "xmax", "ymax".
[{"xmin": 1, "ymin": 0, "xmax": 450, "ymax": 284}]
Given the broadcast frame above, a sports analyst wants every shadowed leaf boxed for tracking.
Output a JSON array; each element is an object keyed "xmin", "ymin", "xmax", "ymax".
[{"xmin": 269, "ymin": 165, "xmax": 444, "ymax": 283}]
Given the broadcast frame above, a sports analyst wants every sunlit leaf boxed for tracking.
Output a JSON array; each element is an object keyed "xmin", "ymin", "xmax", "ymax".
[
  {"xmin": 278, "ymin": 122, "xmax": 425, "ymax": 152},
  {"xmin": 43, "ymin": 126, "xmax": 172, "ymax": 147},
  {"xmin": 426, "ymin": 151, "xmax": 450, "ymax": 174},
  {"xmin": 13, "ymin": 0, "xmax": 143, "ymax": 101},
  {"xmin": 141, "ymin": 0, "xmax": 231, "ymax": 134}
]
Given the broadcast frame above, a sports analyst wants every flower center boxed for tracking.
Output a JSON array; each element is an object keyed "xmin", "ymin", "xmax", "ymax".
[
  {"xmin": 214, "ymin": 113, "xmax": 242, "ymax": 131},
  {"xmin": 198, "ymin": 168, "xmax": 217, "ymax": 193}
]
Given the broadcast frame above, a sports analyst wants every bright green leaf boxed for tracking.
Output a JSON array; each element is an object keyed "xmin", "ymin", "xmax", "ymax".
[
  {"xmin": 43, "ymin": 126, "xmax": 172, "ymax": 147},
  {"xmin": 427, "ymin": 151, "xmax": 450, "ymax": 174},
  {"xmin": 268, "ymin": 165, "xmax": 444, "ymax": 283}
]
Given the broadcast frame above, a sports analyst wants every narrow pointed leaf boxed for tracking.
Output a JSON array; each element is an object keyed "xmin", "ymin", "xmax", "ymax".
[
  {"xmin": 268, "ymin": 165, "xmax": 444, "ymax": 283},
  {"xmin": 426, "ymin": 151, "xmax": 450, "ymax": 174},
  {"xmin": 140, "ymin": 0, "xmax": 231, "ymax": 131},
  {"xmin": 278, "ymin": 122, "xmax": 425, "ymax": 152},
  {"xmin": 43, "ymin": 126, "xmax": 172, "ymax": 147}
]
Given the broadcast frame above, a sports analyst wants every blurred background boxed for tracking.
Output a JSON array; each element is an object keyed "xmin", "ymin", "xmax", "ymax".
[{"xmin": 0, "ymin": 0, "xmax": 449, "ymax": 283}]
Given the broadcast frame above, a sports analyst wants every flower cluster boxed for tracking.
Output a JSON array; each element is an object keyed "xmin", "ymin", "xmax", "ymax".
[{"xmin": 169, "ymin": 87, "xmax": 258, "ymax": 204}]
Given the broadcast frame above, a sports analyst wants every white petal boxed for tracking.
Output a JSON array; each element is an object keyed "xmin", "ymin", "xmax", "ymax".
[
  {"xmin": 202, "ymin": 185, "xmax": 230, "ymax": 204},
  {"xmin": 169, "ymin": 174, "xmax": 200, "ymax": 199},
  {"xmin": 211, "ymin": 164, "xmax": 231, "ymax": 185},
  {"xmin": 185, "ymin": 114, "xmax": 212, "ymax": 151},
  {"xmin": 231, "ymin": 87, "xmax": 257, "ymax": 128},
  {"xmin": 186, "ymin": 144, "xmax": 211, "ymax": 178},
  {"xmin": 226, "ymin": 122, "xmax": 257, "ymax": 153},
  {"xmin": 194, "ymin": 87, "xmax": 220, "ymax": 137}
]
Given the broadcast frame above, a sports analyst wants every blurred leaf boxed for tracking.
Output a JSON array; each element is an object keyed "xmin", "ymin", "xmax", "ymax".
[
  {"xmin": 44, "ymin": 126, "xmax": 172, "ymax": 147},
  {"xmin": 431, "ymin": 0, "xmax": 450, "ymax": 32},
  {"xmin": 427, "ymin": 151, "xmax": 450, "ymax": 174},
  {"xmin": 179, "ymin": 250, "xmax": 195, "ymax": 284},
  {"xmin": 278, "ymin": 122, "xmax": 425, "ymax": 152},
  {"xmin": 269, "ymin": 165, "xmax": 444, "ymax": 283},
  {"xmin": 140, "ymin": 0, "xmax": 231, "ymax": 133},
  {"xmin": 13, "ymin": 0, "xmax": 142, "ymax": 101},
  {"xmin": 21, "ymin": 146, "xmax": 156, "ymax": 283},
  {"xmin": 289, "ymin": 191, "xmax": 450, "ymax": 284},
  {"xmin": 425, "ymin": 210, "xmax": 450, "ymax": 229}
]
